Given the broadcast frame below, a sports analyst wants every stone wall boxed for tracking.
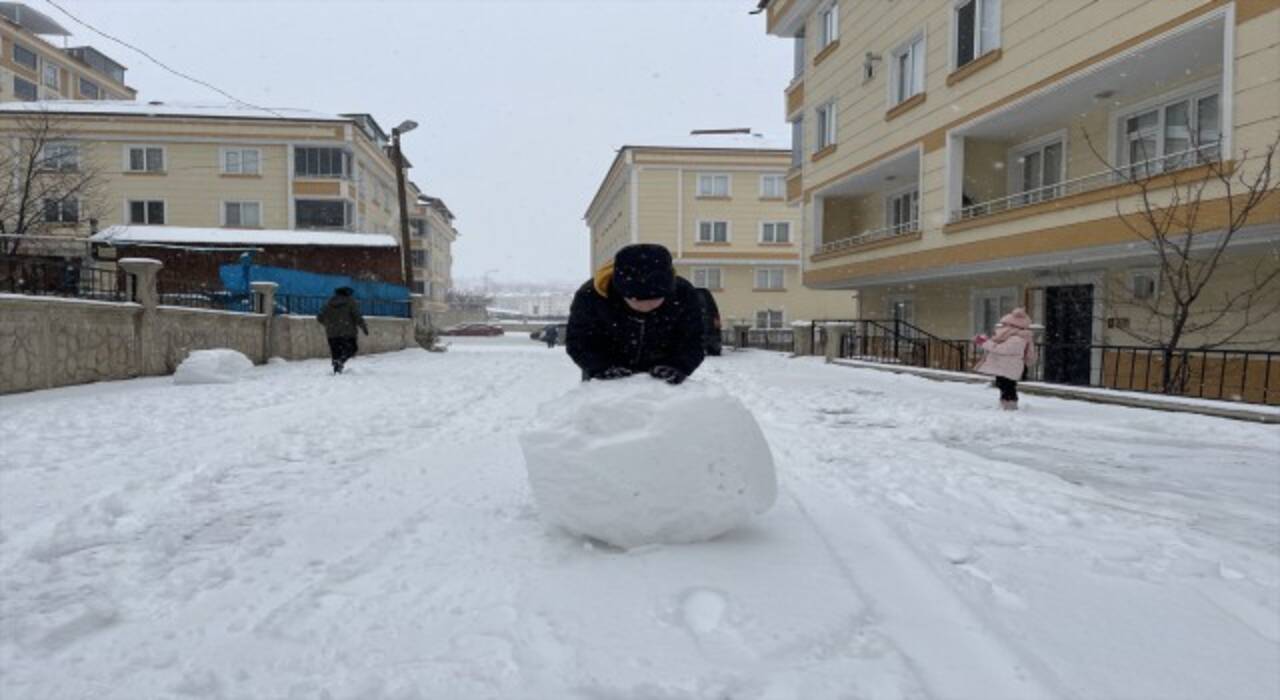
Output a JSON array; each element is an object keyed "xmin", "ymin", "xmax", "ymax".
[{"xmin": 0, "ymin": 259, "xmax": 415, "ymax": 395}]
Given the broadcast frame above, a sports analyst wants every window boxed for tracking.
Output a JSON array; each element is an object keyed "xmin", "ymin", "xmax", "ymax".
[
  {"xmin": 954, "ymin": 0, "xmax": 999, "ymax": 68},
  {"xmin": 1131, "ymin": 270, "xmax": 1158, "ymax": 301},
  {"xmin": 697, "ymin": 221, "xmax": 729, "ymax": 243},
  {"xmin": 42, "ymin": 61, "xmax": 59, "ymax": 89},
  {"xmin": 411, "ymin": 250, "xmax": 428, "ymax": 266},
  {"xmin": 697, "ymin": 174, "xmax": 730, "ymax": 198},
  {"xmin": 791, "ymin": 118, "xmax": 804, "ymax": 168},
  {"xmin": 294, "ymin": 147, "xmax": 351, "ymax": 178},
  {"xmin": 43, "ymin": 198, "xmax": 79, "ymax": 224},
  {"xmin": 755, "ymin": 268, "xmax": 785, "ymax": 290},
  {"xmin": 692, "ymin": 267, "xmax": 722, "ymax": 289},
  {"xmin": 412, "ymin": 281, "xmax": 426, "ymax": 294},
  {"xmin": 888, "ymin": 297, "xmax": 915, "ymax": 325},
  {"xmin": 410, "ymin": 219, "xmax": 427, "ymax": 238},
  {"xmin": 12, "ymin": 43, "xmax": 37, "ymax": 70},
  {"xmin": 761, "ymin": 221, "xmax": 791, "ymax": 243},
  {"xmin": 886, "ymin": 189, "xmax": 919, "ymax": 231},
  {"xmin": 79, "ymin": 77, "xmax": 100, "ymax": 99},
  {"xmin": 295, "ymin": 199, "xmax": 353, "ymax": 229},
  {"xmin": 1121, "ymin": 89, "xmax": 1220, "ymax": 177},
  {"xmin": 818, "ymin": 2, "xmax": 839, "ymax": 49},
  {"xmin": 13, "ymin": 77, "xmax": 37, "ymax": 101},
  {"xmin": 1013, "ymin": 138, "xmax": 1064, "ymax": 204},
  {"xmin": 890, "ymin": 35, "xmax": 926, "ymax": 105},
  {"xmin": 39, "ymin": 142, "xmax": 79, "ymax": 172},
  {"xmin": 223, "ymin": 202, "xmax": 261, "ymax": 228},
  {"xmin": 222, "ymin": 148, "xmax": 261, "ymax": 175},
  {"xmin": 815, "ymin": 101, "xmax": 836, "ymax": 150},
  {"xmin": 126, "ymin": 146, "xmax": 165, "ymax": 173},
  {"xmin": 973, "ymin": 288, "xmax": 1016, "ymax": 335},
  {"xmin": 756, "ymin": 309, "xmax": 784, "ymax": 329},
  {"xmin": 793, "ymin": 32, "xmax": 806, "ymax": 79},
  {"xmin": 128, "ymin": 200, "xmax": 165, "ymax": 225},
  {"xmin": 760, "ymin": 174, "xmax": 786, "ymax": 199}
]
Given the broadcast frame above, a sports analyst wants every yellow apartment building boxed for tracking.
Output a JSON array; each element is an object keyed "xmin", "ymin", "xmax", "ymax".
[
  {"xmin": 584, "ymin": 133, "xmax": 856, "ymax": 330},
  {"xmin": 762, "ymin": 0, "xmax": 1279, "ymax": 385},
  {"xmin": 0, "ymin": 102, "xmax": 447, "ymax": 285},
  {"xmin": 0, "ymin": 4, "xmax": 136, "ymax": 102},
  {"xmin": 407, "ymin": 187, "xmax": 457, "ymax": 313}
]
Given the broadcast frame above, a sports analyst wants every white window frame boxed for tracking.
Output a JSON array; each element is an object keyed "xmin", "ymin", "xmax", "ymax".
[
  {"xmin": 755, "ymin": 267, "xmax": 785, "ymax": 290},
  {"xmin": 692, "ymin": 267, "xmax": 723, "ymax": 290},
  {"xmin": 696, "ymin": 173, "xmax": 731, "ymax": 198},
  {"xmin": 760, "ymin": 174, "xmax": 786, "ymax": 199},
  {"xmin": 1110, "ymin": 81, "xmax": 1221, "ymax": 177},
  {"xmin": 889, "ymin": 32, "xmax": 927, "ymax": 107},
  {"xmin": 818, "ymin": 2, "xmax": 839, "ymax": 49},
  {"xmin": 756, "ymin": 309, "xmax": 785, "ymax": 330},
  {"xmin": 887, "ymin": 295, "xmax": 916, "ymax": 325},
  {"xmin": 696, "ymin": 220, "xmax": 730, "ymax": 243},
  {"xmin": 971, "ymin": 286, "xmax": 1019, "ymax": 336},
  {"xmin": 760, "ymin": 221, "xmax": 792, "ymax": 244},
  {"xmin": 793, "ymin": 31, "xmax": 807, "ymax": 79},
  {"xmin": 951, "ymin": 0, "xmax": 1001, "ymax": 71},
  {"xmin": 124, "ymin": 145, "xmax": 166, "ymax": 173},
  {"xmin": 790, "ymin": 118, "xmax": 805, "ymax": 168},
  {"xmin": 1006, "ymin": 130, "xmax": 1068, "ymax": 203},
  {"xmin": 884, "ymin": 185, "xmax": 920, "ymax": 232},
  {"xmin": 1129, "ymin": 268, "xmax": 1160, "ymax": 302},
  {"xmin": 220, "ymin": 147, "xmax": 262, "ymax": 175},
  {"xmin": 39, "ymin": 142, "xmax": 80, "ymax": 172},
  {"xmin": 12, "ymin": 42, "xmax": 37, "ymax": 70},
  {"xmin": 43, "ymin": 196, "xmax": 80, "ymax": 224},
  {"xmin": 126, "ymin": 199, "xmax": 166, "ymax": 225},
  {"xmin": 222, "ymin": 201, "xmax": 263, "ymax": 228},
  {"xmin": 41, "ymin": 60, "xmax": 60, "ymax": 90},
  {"xmin": 815, "ymin": 100, "xmax": 837, "ymax": 151}
]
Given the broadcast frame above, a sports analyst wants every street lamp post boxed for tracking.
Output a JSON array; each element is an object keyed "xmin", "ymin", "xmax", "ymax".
[{"xmin": 391, "ymin": 120, "xmax": 419, "ymax": 294}]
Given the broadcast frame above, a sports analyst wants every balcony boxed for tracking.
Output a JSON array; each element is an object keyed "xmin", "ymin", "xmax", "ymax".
[
  {"xmin": 812, "ymin": 148, "xmax": 920, "ymax": 259},
  {"xmin": 945, "ymin": 12, "xmax": 1227, "ymax": 229}
]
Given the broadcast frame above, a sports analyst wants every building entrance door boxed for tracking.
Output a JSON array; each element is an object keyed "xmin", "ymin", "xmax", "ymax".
[{"xmin": 1043, "ymin": 284, "xmax": 1093, "ymax": 385}]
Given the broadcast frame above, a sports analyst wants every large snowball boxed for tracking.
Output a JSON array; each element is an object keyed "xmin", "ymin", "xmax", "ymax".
[
  {"xmin": 173, "ymin": 349, "xmax": 254, "ymax": 385},
  {"xmin": 519, "ymin": 378, "xmax": 777, "ymax": 549}
]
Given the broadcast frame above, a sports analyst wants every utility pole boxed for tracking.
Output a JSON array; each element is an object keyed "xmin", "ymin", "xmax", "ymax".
[{"xmin": 391, "ymin": 120, "xmax": 419, "ymax": 293}]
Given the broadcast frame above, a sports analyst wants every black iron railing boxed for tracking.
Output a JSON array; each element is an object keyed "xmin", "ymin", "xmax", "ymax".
[
  {"xmin": 0, "ymin": 255, "xmax": 126, "ymax": 302},
  {"xmin": 832, "ymin": 319, "xmax": 970, "ymax": 371},
  {"xmin": 156, "ymin": 273, "xmax": 254, "ymax": 312},
  {"xmin": 723, "ymin": 328, "xmax": 795, "ymax": 352}
]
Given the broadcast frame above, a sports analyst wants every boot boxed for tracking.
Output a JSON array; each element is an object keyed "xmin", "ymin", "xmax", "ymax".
[{"xmin": 1000, "ymin": 399, "xmax": 1018, "ymax": 411}]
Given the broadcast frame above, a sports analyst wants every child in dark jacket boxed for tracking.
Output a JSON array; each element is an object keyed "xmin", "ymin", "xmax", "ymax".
[{"xmin": 317, "ymin": 287, "xmax": 369, "ymax": 374}]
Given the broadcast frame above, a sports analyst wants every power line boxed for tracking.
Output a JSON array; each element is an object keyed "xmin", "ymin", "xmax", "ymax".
[{"xmin": 41, "ymin": 0, "xmax": 287, "ymax": 119}]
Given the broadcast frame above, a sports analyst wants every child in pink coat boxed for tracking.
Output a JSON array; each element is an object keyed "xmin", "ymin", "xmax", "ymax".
[{"xmin": 973, "ymin": 308, "xmax": 1038, "ymax": 410}]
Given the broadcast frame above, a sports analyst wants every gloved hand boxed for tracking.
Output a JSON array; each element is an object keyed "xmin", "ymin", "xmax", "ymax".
[
  {"xmin": 594, "ymin": 366, "xmax": 633, "ymax": 380},
  {"xmin": 649, "ymin": 365, "xmax": 687, "ymax": 385}
]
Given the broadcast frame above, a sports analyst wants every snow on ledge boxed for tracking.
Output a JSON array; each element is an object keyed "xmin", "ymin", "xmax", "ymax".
[{"xmin": 92, "ymin": 225, "xmax": 399, "ymax": 248}]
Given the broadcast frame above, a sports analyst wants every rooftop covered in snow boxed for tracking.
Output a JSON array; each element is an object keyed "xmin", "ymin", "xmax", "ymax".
[
  {"xmin": 91, "ymin": 226, "xmax": 399, "ymax": 248},
  {"xmin": 0, "ymin": 100, "xmax": 346, "ymax": 123},
  {"xmin": 621, "ymin": 130, "xmax": 789, "ymax": 152}
]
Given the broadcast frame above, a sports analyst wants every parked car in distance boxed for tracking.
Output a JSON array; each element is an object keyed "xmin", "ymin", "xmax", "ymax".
[
  {"xmin": 441, "ymin": 323, "xmax": 505, "ymax": 337},
  {"xmin": 530, "ymin": 323, "xmax": 568, "ymax": 343},
  {"xmin": 693, "ymin": 288, "xmax": 722, "ymax": 356}
]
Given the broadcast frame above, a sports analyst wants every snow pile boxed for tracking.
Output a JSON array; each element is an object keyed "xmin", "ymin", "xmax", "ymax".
[
  {"xmin": 520, "ymin": 378, "xmax": 777, "ymax": 548},
  {"xmin": 172, "ymin": 349, "xmax": 254, "ymax": 385}
]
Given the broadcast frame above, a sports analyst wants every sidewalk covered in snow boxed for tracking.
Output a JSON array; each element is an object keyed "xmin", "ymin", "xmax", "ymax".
[{"xmin": 1, "ymin": 337, "xmax": 1276, "ymax": 699}]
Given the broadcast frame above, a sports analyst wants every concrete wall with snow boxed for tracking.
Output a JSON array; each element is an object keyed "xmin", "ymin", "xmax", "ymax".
[{"xmin": 0, "ymin": 294, "xmax": 414, "ymax": 394}]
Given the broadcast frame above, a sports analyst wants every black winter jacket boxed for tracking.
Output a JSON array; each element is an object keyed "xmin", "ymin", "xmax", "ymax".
[
  {"xmin": 317, "ymin": 295, "xmax": 369, "ymax": 339},
  {"xmin": 566, "ymin": 276, "xmax": 705, "ymax": 378}
]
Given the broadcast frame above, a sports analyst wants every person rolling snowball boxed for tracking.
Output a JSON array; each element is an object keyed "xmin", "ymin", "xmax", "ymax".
[
  {"xmin": 565, "ymin": 243, "xmax": 704, "ymax": 384},
  {"xmin": 974, "ymin": 307, "xmax": 1038, "ymax": 410}
]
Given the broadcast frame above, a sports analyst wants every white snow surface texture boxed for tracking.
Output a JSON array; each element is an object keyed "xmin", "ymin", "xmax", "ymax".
[
  {"xmin": 172, "ymin": 349, "xmax": 254, "ymax": 385},
  {"xmin": 1, "ymin": 337, "xmax": 1278, "ymax": 699},
  {"xmin": 521, "ymin": 379, "xmax": 777, "ymax": 548}
]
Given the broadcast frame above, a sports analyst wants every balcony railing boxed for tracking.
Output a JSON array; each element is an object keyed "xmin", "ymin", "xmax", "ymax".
[
  {"xmin": 818, "ymin": 220, "xmax": 919, "ymax": 255},
  {"xmin": 951, "ymin": 144, "xmax": 1221, "ymax": 223}
]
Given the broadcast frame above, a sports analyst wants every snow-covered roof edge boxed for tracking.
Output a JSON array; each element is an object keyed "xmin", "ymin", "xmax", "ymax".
[
  {"xmin": 0, "ymin": 100, "xmax": 346, "ymax": 123},
  {"xmin": 91, "ymin": 225, "xmax": 399, "ymax": 248}
]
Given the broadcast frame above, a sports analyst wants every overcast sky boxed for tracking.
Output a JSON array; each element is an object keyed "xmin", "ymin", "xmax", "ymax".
[{"xmin": 48, "ymin": 0, "xmax": 792, "ymax": 286}]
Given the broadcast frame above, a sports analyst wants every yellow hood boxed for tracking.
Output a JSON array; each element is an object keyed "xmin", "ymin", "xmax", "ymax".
[{"xmin": 592, "ymin": 260, "xmax": 614, "ymax": 298}]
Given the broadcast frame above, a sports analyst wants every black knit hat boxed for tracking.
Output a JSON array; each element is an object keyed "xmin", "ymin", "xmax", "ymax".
[{"xmin": 612, "ymin": 244, "xmax": 675, "ymax": 299}]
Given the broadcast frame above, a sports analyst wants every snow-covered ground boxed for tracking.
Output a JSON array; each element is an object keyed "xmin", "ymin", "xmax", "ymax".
[{"xmin": 1, "ymin": 337, "xmax": 1277, "ymax": 699}]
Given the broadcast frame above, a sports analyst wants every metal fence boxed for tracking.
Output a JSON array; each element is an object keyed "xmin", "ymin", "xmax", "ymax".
[
  {"xmin": 723, "ymin": 328, "xmax": 796, "ymax": 352},
  {"xmin": 0, "ymin": 255, "xmax": 126, "ymax": 302},
  {"xmin": 156, "ymin": 273, "xmax": 254, "ymax": 311},
  {"xmin": 278, "ymin": 294, "xmax": 411, "ymax": 319}
]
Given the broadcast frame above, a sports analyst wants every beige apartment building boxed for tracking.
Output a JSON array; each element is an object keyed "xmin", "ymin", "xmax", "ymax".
[
  {"xmin": 0, "ymin": 101, "xmax": 454, "ymax": 298},
  {"xmin": 407, "ymin": 188, "xmax": 457, "ymax": 312},
  {"xmin": 762, "ymin": 0, "xmax": 1279, "ymax": 385},
  {"xmin": 0, "ymin": 4, "xmax": 136, "ymax": 102},
  {"xmin": 584, "ymin": 134, "xmax": 855, "ymax": 330}
]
